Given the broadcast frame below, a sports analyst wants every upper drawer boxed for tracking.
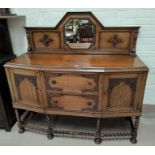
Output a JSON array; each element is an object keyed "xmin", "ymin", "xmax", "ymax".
[{"xmin": 45, "ymin": 73, "xmax": 99, "ymax": 93}]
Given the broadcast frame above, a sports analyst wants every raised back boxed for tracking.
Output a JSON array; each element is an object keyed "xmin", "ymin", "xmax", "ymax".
[{"xmin": 25, "ymin": 12, "xmax": 139, "ymax": 55}]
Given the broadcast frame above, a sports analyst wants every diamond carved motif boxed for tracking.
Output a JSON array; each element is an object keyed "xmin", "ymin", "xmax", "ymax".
[
  {"xmin": 108, "ymin": 35, "xmax": 123, "ymax": 47},
  {"xmin": 40, "ymin": 34, "xmax": 53, "ymax": 47}
]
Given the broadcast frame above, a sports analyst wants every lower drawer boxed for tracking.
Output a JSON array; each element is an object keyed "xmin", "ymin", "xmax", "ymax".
[{"xmin": 47, "ymin": 93, "xmax": 98, "ymax": 112}]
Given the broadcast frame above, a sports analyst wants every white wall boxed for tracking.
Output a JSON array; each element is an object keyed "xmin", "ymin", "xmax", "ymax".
[{"xmin": 8, "ymin": 8, "xmax": 155, "ymax": 105}]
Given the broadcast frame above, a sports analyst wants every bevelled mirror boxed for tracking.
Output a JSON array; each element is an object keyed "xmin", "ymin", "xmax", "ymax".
[{"xmin": 65, "ymin": 19, "xmax": 95, "ymax": 49}]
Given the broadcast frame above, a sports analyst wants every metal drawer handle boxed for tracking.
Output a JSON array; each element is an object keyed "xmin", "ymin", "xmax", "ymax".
[
  {"xmin": 87, "ymin": 101, "xmax": 92, "ymax": 106},
  {"xmin": 52, "ymin": 80, "xmax": 57, "ymax": 85}
]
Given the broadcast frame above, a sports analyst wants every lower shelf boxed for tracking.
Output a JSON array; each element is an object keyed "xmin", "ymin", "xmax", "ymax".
[{"xmin": 17, "ymin": 111, "xmax": 136, "ymax": 143}]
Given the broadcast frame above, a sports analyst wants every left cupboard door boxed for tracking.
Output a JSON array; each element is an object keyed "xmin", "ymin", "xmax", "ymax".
[{"xmin": 6, "ymin": 68, "xmax": 44, "ymax": 108}]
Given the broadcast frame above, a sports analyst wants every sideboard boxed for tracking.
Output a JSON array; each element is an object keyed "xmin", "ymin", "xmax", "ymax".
[{"xmin": 4, "ymin": 12, "xmax": 148, "ymax": 144}]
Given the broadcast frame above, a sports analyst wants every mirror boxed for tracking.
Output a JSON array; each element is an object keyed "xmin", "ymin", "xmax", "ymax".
[{"xmin": 65, "ymin": 19, "xmax": 95, "ymax": 49}]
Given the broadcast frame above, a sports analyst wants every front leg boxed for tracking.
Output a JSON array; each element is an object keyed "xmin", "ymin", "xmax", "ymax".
[
  {"xmin": 130, "ymin": 116, "xmax": 140, "ymax": 144},
  {"xmin": 14, "ymin": 109, "xmax": 25, "ymax": 133},
  {"xmin": 46, "ymin": 115, "xmax": 54, "ymax": 139},
  {"xmin": 94, "ymin": 118, "xmax": 102, "ymax": 144}
]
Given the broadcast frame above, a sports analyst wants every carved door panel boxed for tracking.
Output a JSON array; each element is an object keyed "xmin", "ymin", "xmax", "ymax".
[
  {"xmin": 100, "ymin": 73, "xmax": 143, "ymax": 112},
  {"xmin": 11, "ymin": 69, "xmax": 44, "ymax": 108}
]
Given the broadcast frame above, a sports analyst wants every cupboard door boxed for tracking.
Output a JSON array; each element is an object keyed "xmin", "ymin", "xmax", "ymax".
[
  {"xmin": 11, "ymin": 69, "xmax": 43, "ymax": 108},
  {"xmin": 100, "ymin": 73, "xmax": 144, "ymax": 112}
]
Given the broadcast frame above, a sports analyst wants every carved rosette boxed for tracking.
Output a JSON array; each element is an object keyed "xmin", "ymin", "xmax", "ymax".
[
  {"xmin": 108, "ymin": 35, "xmax": 123, "ymax": 47},
  {"xmin": 40, "ymin": 34, "xmax": 53, "ymax": 47}
]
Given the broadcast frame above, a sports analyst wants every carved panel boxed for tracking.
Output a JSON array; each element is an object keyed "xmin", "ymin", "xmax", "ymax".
[
  {"xmin": 47, "ymin": 93, "xmax": 98, "ymax": 112},
  {"xmin": 45, "ymin": 73, "xmax": 99, "ymax": 93},
  {"xmin": 31, "ymin": 31, "xmax": 60, "ymax": 50},
  {"xmin": 107, "ymin": 78, "xmax": 137, "ymax": 110},
  {"xmin": 99, "ymin": 31, "xmax": 131, "ymax": 49},
  {"xmin": 39, "ymin": 34, "xmax": 53, "ymax": 47},
  {"xmin": 14, "ymin": 74, "xmax": 37, "ymax": 88},
  {"xmin": 14, "ymin": 74, "xmax": 41, "ymax": 107},
  {"xmin": 108, "ymin": 35, "xmax": 123, "ymax": 47}
]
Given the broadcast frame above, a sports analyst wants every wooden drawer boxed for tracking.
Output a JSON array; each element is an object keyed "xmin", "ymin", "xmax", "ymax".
[
  {"xmin": 45, "ymin": 73, "xmax": 98, "ymax": 93},
  {"xmin": 47, "ymin": 93, "xmax": 98, "ymax": 112}
]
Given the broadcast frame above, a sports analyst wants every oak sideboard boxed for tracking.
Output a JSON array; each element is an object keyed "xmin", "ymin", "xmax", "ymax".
[{"xmin": 4, "ymin": 12, "xmax": 148, "ymax": 144}]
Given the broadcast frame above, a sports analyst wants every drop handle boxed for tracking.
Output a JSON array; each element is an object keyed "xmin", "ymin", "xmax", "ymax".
[
  {"xmin": 51, "ymin": 80, "xmax": 57, "ymax": 85},
  {"xmin": 87, "ymin": 101, "xmax": 92, "ymax": 106}
]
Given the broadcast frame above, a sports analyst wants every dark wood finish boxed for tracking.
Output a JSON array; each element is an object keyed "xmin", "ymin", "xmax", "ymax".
[
  {"xmin": 46, "ymin": 115, "xmax": 54, "ymax": 139},
  {"xmin": 4, "ymin": 12, "xmax": 148, "ymax": 143},
  {"xmin": 94, "ymin": 118, "xmax": 102, "ymax": 144},
  {"xmin": 130, "ymin": 116, "xmax": 140, "ymax": 144},
  {"xmin": 0, "ymin": 8, "xmax": 10, "ymax": 15},
  {"xmin": 0, "ymin": 18, "xmax": 16, "ymax": 131},
  {"xmin": 0, "ymin": 20, "xmax": 13, "ymax": 56}
]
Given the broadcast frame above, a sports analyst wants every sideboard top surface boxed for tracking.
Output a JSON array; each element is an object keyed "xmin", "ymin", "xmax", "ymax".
[{"xmin": 5, "ymin": 53, "xmax": 148, "ymax": 72}]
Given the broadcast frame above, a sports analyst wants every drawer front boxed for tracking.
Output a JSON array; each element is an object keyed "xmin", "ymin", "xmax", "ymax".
[
  {"xmin": 45, "ymin": 73, "xmax": 98, "ymax": 93},
  {"xmin": 47, "ymin": 93, "xmax": 98, "ymax": 112}
]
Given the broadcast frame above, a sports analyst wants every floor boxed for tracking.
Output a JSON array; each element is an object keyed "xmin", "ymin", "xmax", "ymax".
[{"xmin": 0, "ymin": 105, "xmax": 155, "ymax": 146}]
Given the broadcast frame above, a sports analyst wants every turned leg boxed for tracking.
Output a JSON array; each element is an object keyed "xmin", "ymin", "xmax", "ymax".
[
  {"xmin": 14, "ymin": 109, "xmax": 25, "ymax": 133},
  {"xmin": 94, "ymin": 118, "xmax": 102, "ymax": 144},
  {"xmin": 46, "ymin": 115, "xmax": 54, "ymax": 140},
  {"xmin": 130, "ymin": 116, "xmax": 140, "ymax": 144}
]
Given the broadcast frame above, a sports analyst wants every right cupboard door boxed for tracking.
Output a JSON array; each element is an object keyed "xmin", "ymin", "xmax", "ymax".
[{"xmin": 99, "ymin": 72, "xmax": 147, "ymax": 113}]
